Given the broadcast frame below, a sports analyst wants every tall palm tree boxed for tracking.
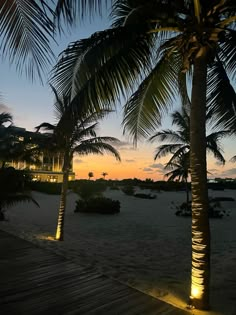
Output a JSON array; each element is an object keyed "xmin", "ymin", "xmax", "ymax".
[
  {"xmin": 36, "ymin": 87, "xmax": 121, "ymax": 241},
  {"xmin": 51, "ymin": 1, "xmax": 236, "ymax": 309}
]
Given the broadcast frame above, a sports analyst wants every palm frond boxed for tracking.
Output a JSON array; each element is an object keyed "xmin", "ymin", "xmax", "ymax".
[
  {"xmin": 55, "ymin": 0, "xmax": 105, "ymax": 26},
  {"xmin": 123, "ymin": 42, "xmax": 183, "ymax": 143},
  {"xmin": 218, "ymin": 30, "xmax": 236, "ymax": 79},
  {"xmin": 35, "ymin": 123, "xmax": 56, "ymax": 133},
  {"xmin": 0, "ymin": 0, "xmax": 55, "ymax": 80},
  {"xmin": 51, "ymin": 25, "xmax": 153, "ymax": 113},
  {"xmin": 73, "ymin": 139, "xmax": 121, "ymax": 161},
  {"xmin": 0, "ymin": 193, "xmax": 39, "ymax": 210},
  {"xmin": 149, "ymin": 130, "xmax": 185, "ymax": 144},
  {"xmin": 0, "ymin": 112, "xmax": 13, "ymax": 125},
  {"xmin": 207, "ymin": 60, "xmax": 236, "ymax": 129},
  {"xmin": 153, "ymin": 143, "xmax": 188, "ymax": 160},
  {"xmin": 230, "ymin": 155, "xmax": 236, "ymax": 163}
]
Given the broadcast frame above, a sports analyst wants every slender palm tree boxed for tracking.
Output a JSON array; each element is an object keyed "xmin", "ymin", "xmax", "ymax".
[
  {"xmin": 88, "ymin": 171, "xmax": 94, "ymax": 180},
  {"xmin": 36, "ymin": 87, "xmax": 121, "ymax": 241},
  {"xmin": 51, "ymin": 1, "xmax": 236, "ymax": 309},
  {"xmin": 102, "ymin": 172, "xmax": 108, "ymax": 179}
]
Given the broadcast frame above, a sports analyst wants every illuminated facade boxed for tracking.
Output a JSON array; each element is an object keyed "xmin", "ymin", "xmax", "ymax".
[{"xmin": 3, "ymin": 126, "xmax": 75, "ymax": 183}]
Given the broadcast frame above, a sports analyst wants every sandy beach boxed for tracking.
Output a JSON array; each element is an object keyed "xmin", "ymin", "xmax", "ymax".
[{"xmin": 1, "ymin": 188, "xmax": 236, "ymax": 315}]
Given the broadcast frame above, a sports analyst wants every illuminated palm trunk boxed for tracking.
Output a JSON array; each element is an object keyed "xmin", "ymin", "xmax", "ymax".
[
  {"xmin": 55, "ymin": 152, "xmax": 70, "ymax": 241},
  {"xmin": 190, "ymin": 48, "xmax": 210, "ymax": 310}
]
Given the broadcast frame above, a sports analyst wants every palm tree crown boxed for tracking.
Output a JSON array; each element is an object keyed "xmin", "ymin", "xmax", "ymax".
[{"xmin": 150, "ymin": 107, "xmax": 229, "ymax": 166}]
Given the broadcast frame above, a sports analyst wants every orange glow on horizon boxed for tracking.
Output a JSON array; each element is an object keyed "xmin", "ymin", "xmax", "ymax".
[{"xmin": 73, "ymin": 147, "xmax": 166, "ymax": 181}]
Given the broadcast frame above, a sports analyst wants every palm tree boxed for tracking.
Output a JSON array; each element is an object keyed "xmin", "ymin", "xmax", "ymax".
[
  {"xmin": 88, "ymin": 171, "xmax": 94, "ymax": 180},
  {"xmin": 36, "ymin": 87, "xmax": 121, "ymax": 241},
  {"xmin": 150, "ymin": 107, "xmax": 228, "ymax": 168},
  {"xmin": 51, "ymin": 1, "xmax": 236, "ymax": 309},
  {"xmin": 102, "ymin": 172, "xmax": 108, "ymax": 179}
]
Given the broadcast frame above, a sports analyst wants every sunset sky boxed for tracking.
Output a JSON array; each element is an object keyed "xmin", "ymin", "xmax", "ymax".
[{"xmin": 0, "ymin": 13, "xmax": 236, "ymax": 181}]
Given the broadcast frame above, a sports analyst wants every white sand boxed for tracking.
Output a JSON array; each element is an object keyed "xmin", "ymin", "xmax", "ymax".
[{"xmin": 1, "ymin": 188, "xmax": 236, "ymax": 315}]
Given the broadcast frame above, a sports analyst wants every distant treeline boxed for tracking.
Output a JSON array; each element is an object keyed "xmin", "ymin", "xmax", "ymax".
[{"xmin": 29, "ymin": 178, "xmax": 236, "ymax": 195}]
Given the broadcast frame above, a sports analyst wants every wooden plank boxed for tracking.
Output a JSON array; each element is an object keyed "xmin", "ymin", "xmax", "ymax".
[{"xmin": 0, "ymin": 230, "xmax": 190, "ymax": 315}]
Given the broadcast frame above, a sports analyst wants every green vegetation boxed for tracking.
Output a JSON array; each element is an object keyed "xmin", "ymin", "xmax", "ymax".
[
  {"xmin": 175, "ymin": 199, "xmax": 231, "ymax": 219},
  {"xmin": 30, "ymin": 182, "xmax": 62, "ymax": 195},
  {"xmin": 0, "ymin": 167, "xmax": 39, "ymax": 221},
  {"xmin": 121, "ymin": 185, "xmax": 135, "ymax": 196},
  {"xmin": 73, "ymin": 180, "xmax": 106, "ymax": 200},
  {"xmin": 74, "ymin": 197, "xmax": 120, "ymax": 214}
]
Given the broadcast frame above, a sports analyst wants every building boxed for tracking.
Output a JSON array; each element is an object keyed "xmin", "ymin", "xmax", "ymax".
[{"xmin": 1, "ymin": 126, "xmax": 75, "ymax": 183}]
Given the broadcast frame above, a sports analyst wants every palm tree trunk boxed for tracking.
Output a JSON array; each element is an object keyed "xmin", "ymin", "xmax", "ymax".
[
  {"xmin": 190, "ymin": 48, "xmax": 210, "ymax": 310},
  {"xmin": 55, "ymin": 152, "xmax": 70, "ymax": 241}
]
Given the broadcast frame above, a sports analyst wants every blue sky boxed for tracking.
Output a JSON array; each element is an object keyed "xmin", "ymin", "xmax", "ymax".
[{"xmin": 0, "ymin": 12, "xmax": 236, "ymax": 180}]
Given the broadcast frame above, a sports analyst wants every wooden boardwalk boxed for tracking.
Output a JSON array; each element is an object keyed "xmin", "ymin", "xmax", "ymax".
[{"xmin": 0, "ymin": 230, "xmax": 190, "ymax": 315}]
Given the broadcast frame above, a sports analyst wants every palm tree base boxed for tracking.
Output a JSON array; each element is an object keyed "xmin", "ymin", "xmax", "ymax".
[{"xmin": 188, "ymin": 296, "xmax": 210, "ymax": 310}]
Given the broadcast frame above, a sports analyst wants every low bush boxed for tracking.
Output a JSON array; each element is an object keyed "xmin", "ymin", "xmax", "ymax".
[
  {"xmin": 74, "ymin": 197, "xmax": 120, "ymax": 214},
  {"xmin": 73, "ymin": 180, "xmax": 106, "ymax": 200},
  {"xmin": 121, "ymin": 185, "xmax": 135, "ymax": 196},
  {"xmin": 134, "ymin": 193, "xmax": 156, "ymax": 199},
  {"xmin": 30, "ymin": 182, "xmax": 61, "ymax": 194},
  {"xmin": 175, "ymin": 200, "xmax": 230, "ymax": 218}
]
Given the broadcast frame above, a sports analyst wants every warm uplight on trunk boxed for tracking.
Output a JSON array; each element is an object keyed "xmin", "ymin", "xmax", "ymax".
[{"xmin": 190, "ymin": 47, "xmax": 210, "ymax": 310}]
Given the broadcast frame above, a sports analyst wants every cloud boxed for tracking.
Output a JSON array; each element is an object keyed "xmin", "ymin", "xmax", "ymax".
[
  {"xmin": 74, "ymin": 159, "xmax": 84, "ymax": 164},
  {"xmin": 208, "ymin": 169, "xmax": 219, "ymax": 174},
  {"xmin": 149, "ymin": 163, "xmax": 164, "ymax": 170},
  {"xmin": 114, "ymin": 141, "xmax": 138, "ymax": 151},
  {"xmin": 125, "ymin": 159, "xmax": 135, "ymax": 163},
  {"xmin": 220, "ymin": 168, "xmax": 236, "ymax": 177},
  {"xmin": 215, "ymin": 161, "xmax": 224, "ymax": 166},
  {"xmin": 143, "ymin": 167, "xmax": 153, "ymax": 172}
]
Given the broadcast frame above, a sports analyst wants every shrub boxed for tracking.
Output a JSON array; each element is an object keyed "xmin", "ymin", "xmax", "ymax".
[
  {"xmin": 30, "ymin": 182, "xmax": 61, "ymax": 194},
  {"xmin": 175, "ymin": 201, "xmax": 229, "ymax": 218},
  {"xmin": 74, "ymin": 197, "xmax": 120, "ymax": 214},
  {"xmin": 121, "ymin": 185, "xmax": 135, "ymax": 196},
  {"xmin": 134, "ymin": 193, "xmax": 156, "ymax": 199},
  {"xmin": 73, "ymin": 180, "xmax": 106, "ymax": 200}
]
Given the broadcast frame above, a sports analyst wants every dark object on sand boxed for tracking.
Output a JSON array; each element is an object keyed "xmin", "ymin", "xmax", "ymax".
[
  {"xmin": 134, "ymin": 193, "xmax": 156, "ymax": 199},
  {"xmin": 210, "ymin": 197, "xmax": 235, "ymax": 202},
  {"xmin": 74, "ymin": 197, "xmax": 120, "ymax": 214}
]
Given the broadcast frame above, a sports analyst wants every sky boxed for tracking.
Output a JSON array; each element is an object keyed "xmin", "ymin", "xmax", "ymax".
[{"xmin": 0, "ymin": 11, "xmax": 236, "ymax": 181}]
